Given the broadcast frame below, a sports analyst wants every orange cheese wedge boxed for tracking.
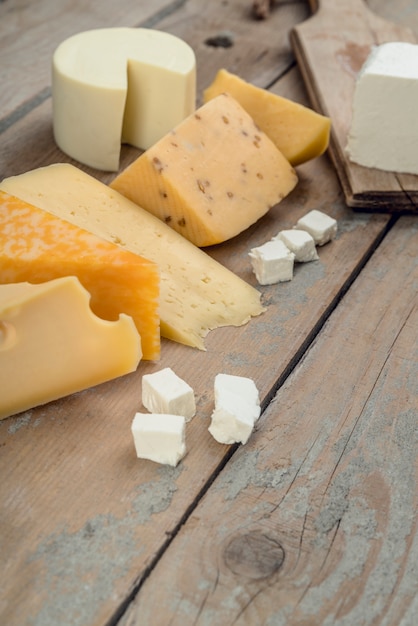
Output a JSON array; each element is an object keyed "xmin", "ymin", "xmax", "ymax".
[
  {"xmin": 0, "ymin": 190, "xmax": 160, "ymax": 360},
  {"xmin": 110, "ymin": 93, "xmax": 297, "ymax": 247},
  {"xmin": 203, "ymin": 69, "xmax": 331, "ymax": 166}
]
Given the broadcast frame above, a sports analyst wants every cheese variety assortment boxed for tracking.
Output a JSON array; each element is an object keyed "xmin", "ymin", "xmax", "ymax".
[
  {"xmin": 203, "ymin": 68, "xmax": 331, "ymax": 166},
  {"xmin": 347, "ymin": 42, "xmax": 418, "ymax": 175},
  {"xmin": 52, "ymin": 28, "xmax": 196, "ymax": 171},
  {"xmin": 0, "ymin": 164, "xmax": 264, "ymax": 350},
  {"xmin": 1, "ymin": 29, "xmax": 335, "ymax": 422},
  {"xmin": 0, "ymin": 277, "xmax": 141, "ymax": 420},
  {"xmin": 110, "ymin": 93, "xmax": 298, "ymax": 247},
  {"xmin": 0, "ymin": 190, "xmax": 160, "ymax": 360}
]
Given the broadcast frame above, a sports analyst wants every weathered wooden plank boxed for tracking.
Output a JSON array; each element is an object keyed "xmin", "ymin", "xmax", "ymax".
[{"xmin": 120, "ymin": 215, "xmax": 418, "ymax": 626}]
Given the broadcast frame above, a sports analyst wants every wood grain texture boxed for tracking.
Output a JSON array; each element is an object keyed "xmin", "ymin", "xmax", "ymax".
[
  {"xmin": 291, "ymin": 0, "xmax": 418, "ymax": 213},
  {"xmin": 120, "ymin": 215, "xmax": 418, "ymax": 626}
]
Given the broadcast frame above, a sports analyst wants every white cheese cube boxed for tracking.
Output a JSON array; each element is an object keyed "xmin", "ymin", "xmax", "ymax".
[
  {"xmin": 142, "ymin": 367, "xmax": 196, "ymax": 421},
  {"xmin": 209, "ymin": 391, "xmax": 256, "ymax": 445},
  {"xmin": 295, "ymin": 209, "xmax": 337, "ymax": 246},
  {"xmin": 209, "ymin": 373, "xmax": 260, "ymax": 445},
  {"xmin": 131, "ymin": 412, "xmax": 186, "ymax": 466},
  {"xmin": 249, "ymin": 239, "xmax": 295, "ymax": 285},
  {"xmin": 214, "ymin": 373, "xmax": 260, "ymax": 421},
  {"xmin": 274, "ymin": 229, "xmax": 319, "ymax": 262},
  {"xmin": 346, "ymin": 42, "xmax": 418, "ymax": 175}
]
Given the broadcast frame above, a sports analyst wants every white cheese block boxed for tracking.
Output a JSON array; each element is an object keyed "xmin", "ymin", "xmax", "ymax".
[
  {"xmin": 52, "ymin": 27, "xmax": 196, "ymax": 171},
  {"xmin": 295, "ymin": 209, "xmax": 337, "ymax": 246},
  {"xmin": 131, "ymin": 412, "xmax": 186, "ymax": 467},
  {"xmin": 346, "ymin": 42, "xmax": 418, "ymax": 174},
  {"xmin": 275, "ymin": 229, "xmax": 318, "ymax": 262},
  {"xmin": 209, "ymin": 374, "xmax": 260, "ymax": 445},
  {"xmin": 249, "ymin": 239, "xmax": 295, "ymax": 285},
  {"xmin": 142, "ymin": 367, "xmax": 196, "ymax": 421}
]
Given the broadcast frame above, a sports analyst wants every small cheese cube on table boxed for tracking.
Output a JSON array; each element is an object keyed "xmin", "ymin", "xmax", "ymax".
[
  {"xmin": 249, "ymin": 239, "xmax": 295, "ymax": 285},
  {"xmin": 214, "ymin": 373, "xmax": 260, "ymax": 413},
  {"xmin": 110, "ymin": 93, "xmax": 298, "ymax": 247},
  {"xmin": 142, "ymin": 367, "xmax": 196, "ymax": 421},
  {"xmin": 275, "ymin": 229, "xmax": 319, "ymax": 262},
  {"xmin": 296, "ymin": 209, "xmax": 337, "ymax": 246},
  {"xmin": 209, "ymin": 374, "xmax": 260, "ymax": 445},
  {"xmin": 131, "ymin": 413, "xmax": 186, "ymax": 467}
]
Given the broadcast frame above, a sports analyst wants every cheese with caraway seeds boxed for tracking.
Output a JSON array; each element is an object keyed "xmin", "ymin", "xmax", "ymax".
[
  {"xmin": 52, "ymin": 28, "xmax": 196, "ymax": 171},
  {"xmin": 0, "ymin": 164, "xmax": 264, "ymax": 350},
  {"xmin": 0, "ymin": 277, "xmax": 141, "ymax": 421},
  {"xmin": 0, "ymin": 190, "xmax": 160, "ymax": 360},
  {"xmin": 110, "ymin": 93, "xmax": 298, "ymax": 247},
  {"xmin": 203, "ymin": 68, "xmax": 331, "ymax": 166}
]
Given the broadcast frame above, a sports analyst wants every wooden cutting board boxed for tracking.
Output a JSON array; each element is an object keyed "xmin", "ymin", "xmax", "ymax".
[{"xmin": 291, "ymin": 0, "xmax": 418, "ymax": 214}]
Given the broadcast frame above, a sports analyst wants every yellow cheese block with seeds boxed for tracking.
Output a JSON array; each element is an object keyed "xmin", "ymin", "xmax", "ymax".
[
  {"xmin": 110, "ymin": 93, "xmax": 298, "ymax": 247},
  {"xmin": 203, "ymin": 69, "xmax": 331, "ymax": 166},
  {"xmin": 0, "ymin": 164, "xmax": 264, "ymax": 350},
  {"xmin": 0, "ymin": 190, "xmax": 160, "ymax": 360},
  {"xmin": 0, "ymin": 277, "xmax": 141, "ymax": 420}
]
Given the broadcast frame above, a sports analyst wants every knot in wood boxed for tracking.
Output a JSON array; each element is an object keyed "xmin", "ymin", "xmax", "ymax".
[{"xmin": 223, "ymin": 532, "xmax": 285, "ymax": 580}]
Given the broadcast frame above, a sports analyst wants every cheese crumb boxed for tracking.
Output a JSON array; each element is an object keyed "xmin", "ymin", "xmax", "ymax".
[
  {"xmin": 249, "ymin": 239, "xmax": 295, "ymax": 285},
  {"xmin": 295, "ymin": 209, "xmax": 337, "ymax": 246},
  {"xmin": 209, "ymin": 373, "xmax": 260, "ymax": 445},
  {"xmin": 142, "ymin": 367, "xmax": 196, "ymax": 421},
  {"xmin": 274, "ymin": 229, "xmax": 319, "ymax": 262},
  {"xmin": 131, "ymin": 412, "xmax": 186, "ymax": 466}
]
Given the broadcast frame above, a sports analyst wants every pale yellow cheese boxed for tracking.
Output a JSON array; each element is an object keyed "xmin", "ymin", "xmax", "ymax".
[
  {"xmin": 52, "ymin": 27, "xmax": 196, "ymax": 171},
  {"xmin": 0, "ymin": 276, "xmax": 141, "ymax": 420},
  {"xmin": 203, "ymin": 69, "xmax": 331, "ymax": 166},
  {"xmin": 0, "ymin": 190, "xmax": 160, "ymax": 360},
  {"xmin": 110, "ymin": 93, "xmax": 298, "ymax": 247},
  {"xmin": 0, "ymin": 164, "xmax": 264, "ymax": 350}
]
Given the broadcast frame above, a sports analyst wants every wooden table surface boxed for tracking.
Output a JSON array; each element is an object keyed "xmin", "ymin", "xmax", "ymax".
[{"xmin": 1, "ymin": 1, "xmax": 417, "ymax": 625}]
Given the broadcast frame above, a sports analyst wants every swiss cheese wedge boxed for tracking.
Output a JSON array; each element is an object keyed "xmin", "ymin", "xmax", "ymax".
[
  {"xmin": 111, "ymin": 93, "xmax": 298, "ymax": 247},
  {"xmin": 203, "ymin": 69, "xmax": 331, "ymax": 166},
  {"xmin": 0, "ymin": 164, "xmax": 264, "ymax": 350},
  {"xmin": 0, "ymin": 190, "xmax": 160, "ymax": 360},
  {"xmin": 0, "ymin": 277, "xmax": 141, "ymax": 420}
]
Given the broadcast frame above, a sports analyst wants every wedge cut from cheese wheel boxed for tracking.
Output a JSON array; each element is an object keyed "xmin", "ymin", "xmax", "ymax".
[
  {"xmin": 110, "ymin": 93, "xmax": 298, "ymax": 247},
  {"xmin": 52, "ymin": 27, "xmax": 196, "ymax": 171},
  {"xmin": 0, "ymin": 276, "xmax": 141, "ymax": 420},
  {"xmin": 0, "ymin": 190, "xmax": 160, "ymax": 360},
  {"xmin": 0, "ymin": 164, "xmax": 265, "ymax": 350},
  {"xmin": 203, "ymin": 69, "xmax": 331, "ymax": 166}
]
